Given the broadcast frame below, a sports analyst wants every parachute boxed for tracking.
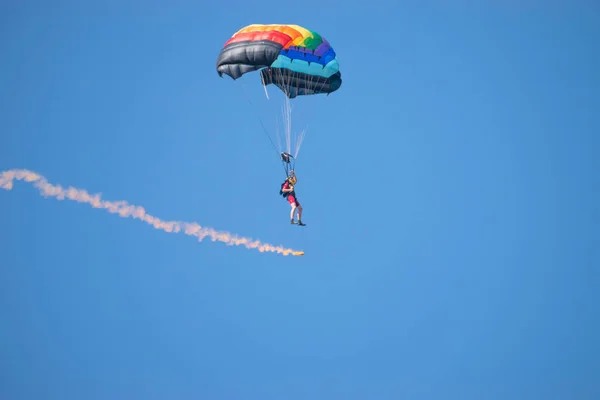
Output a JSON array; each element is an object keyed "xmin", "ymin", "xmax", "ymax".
[
  {"xmin": 216, "ymin": 24, "xmax": 342, "ymax": 98},
  {"xmin": 216, "ymin": 24, "xmax": 342, "ymax": 176}
]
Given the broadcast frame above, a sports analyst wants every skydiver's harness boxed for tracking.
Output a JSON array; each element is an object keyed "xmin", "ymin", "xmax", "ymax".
[
  {"xmin": 279, "ymin": 152, "xmax": 298, "ymax": 202},
  {"xmin": 279, "ymin": 179, "xmax": 296, "ymax": 199}
]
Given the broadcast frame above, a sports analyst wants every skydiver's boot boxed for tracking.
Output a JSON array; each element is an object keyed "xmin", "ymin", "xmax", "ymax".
[
  {"xmin": 291, "ymin": 219, "xmax": 297, "ymax": 224},
  {"xmin": 298, "ymin": 220, "xmax": 306, "ymax": 226}
]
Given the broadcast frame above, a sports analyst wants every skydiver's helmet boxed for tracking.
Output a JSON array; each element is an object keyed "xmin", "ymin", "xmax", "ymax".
[{"xmin": 288, "ymin": 173, "xmax": 297, "ymax": 185}]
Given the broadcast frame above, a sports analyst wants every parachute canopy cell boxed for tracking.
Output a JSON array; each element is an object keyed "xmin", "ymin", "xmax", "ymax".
[{"xmin": 216, "ymin": 24, "xmax": 342, "ymax": 98}]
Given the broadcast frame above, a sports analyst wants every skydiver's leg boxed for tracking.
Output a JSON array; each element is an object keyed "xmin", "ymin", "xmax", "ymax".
[
  {"xmin": 290, "ymin": 203, "xmax": 297, "ymax": 222},
  {"xmin": 295, "ymin": 201, "xmax": 305, "ymax": 225},
  {"xmin": 288, "ymin": 196, "xmax": 298, "ymax": 222}
]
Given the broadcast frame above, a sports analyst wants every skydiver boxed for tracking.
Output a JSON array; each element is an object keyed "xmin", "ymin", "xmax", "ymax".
[{"xmin": 280, "ymin": 170, "xmax": 305, "ymax": 226}]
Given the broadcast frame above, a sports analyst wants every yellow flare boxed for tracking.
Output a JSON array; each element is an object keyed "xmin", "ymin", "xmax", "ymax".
[{"xmin": 1, "ymin": 169, "xmax": 304, "ymax": 257}]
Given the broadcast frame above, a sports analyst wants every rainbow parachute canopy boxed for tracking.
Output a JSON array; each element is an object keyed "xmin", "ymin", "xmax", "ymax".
[{"xmin": 216, "ymin": 24, "xmax": 342, "ymax": 98}]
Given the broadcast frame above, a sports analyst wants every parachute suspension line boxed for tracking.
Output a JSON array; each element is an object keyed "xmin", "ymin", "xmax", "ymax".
[
  {"xmin": 285, "ymin": 95, "xmax": 306, "ymax": 159},
  {"xmin": 239, "ymin": 78, "xmax": 279, "ymax": 158},
  {"xmin": 281, "ymin": 71, "xmax": 293, "ymax": 156},
  {"xmin": 286, "ymin": 68, "xmax": 328, "ymax": 159},
  {"xmin": 272, "ymin": 68, "xmax": 308, "ymax": 161},
  {"xmin": 275, "ymin": 75, "xmax": 295, "ymax": 178},
  {"xmin": 275, "ymin": 114, "xmax": 282, "ymax": 154},
  {"xmin": 280, "ymin": 151, "xmax": 295, "ymax": 177},
  {"xmin": 237, "ymin": 75, "xmax": 297, "ymax": 177},
  {"xmin": 282, "ymin": 95, "xmax": 292, "ymax": 156},
  {"xmin": 295, "ymin": 127, "xmax": 307, "ymax": 159}
]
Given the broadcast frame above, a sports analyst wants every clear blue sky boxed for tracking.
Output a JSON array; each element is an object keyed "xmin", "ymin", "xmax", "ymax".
[{"xmin": 2, "ymin": 1, "xmax": 599, "ymax": 399}]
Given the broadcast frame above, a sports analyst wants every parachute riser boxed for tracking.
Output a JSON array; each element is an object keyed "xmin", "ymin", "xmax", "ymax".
[{"xmin": 281, "ymin": 152, "xmax": 295, "ymax": 177}]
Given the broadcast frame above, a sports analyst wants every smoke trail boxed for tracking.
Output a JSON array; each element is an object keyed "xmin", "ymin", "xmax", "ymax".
[{"xmin": 0, "ymin": 169, "xmax": 304, "ymax": 257}]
